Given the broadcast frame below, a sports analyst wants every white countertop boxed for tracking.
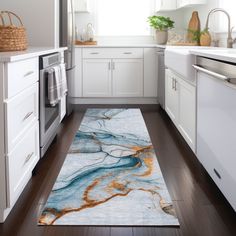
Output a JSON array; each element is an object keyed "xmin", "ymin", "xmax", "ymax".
[
  {"xmin": 75, "ymin": 44, "xmax": 166, "ymax": 49},
  {"xmin": 189, "ymin": 48, "xmax": 236, "ymax": 63},
  {"xmin": 0, "ymin": 47, "xmax": 67, "ymax": 62}
]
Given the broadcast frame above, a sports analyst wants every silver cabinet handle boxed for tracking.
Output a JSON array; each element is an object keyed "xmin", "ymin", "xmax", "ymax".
[
  {"xmin": 112, "ymin": 62, "xmax": 115, "ymax": 70},
  {"xmin": 22, "ymin": 111, "xmax": 34, "ymax": 122},
  {"xmin": 174, "ymin": 79, "xmax": 177, "ymax": 91},
  {"xmin": 192, "ymin": 64, "xmax": 228, "ymax": 81},
  {"xmin": 172, "ymin": 78, "xmax": 175, "ymax": 89},
  {"xmin": 24, "ymin": 71, "xmax": 34, "ymax": 78},
  {"xmin": 90, "ymin": 52, "xmax": 99, "ymax": 55},
  {"xmin": 108, "ymin": 62, "xmax": 111, "ymax": 70},
  {"xmin": 123, "ymin": 52, "xmax": 132, "ymax": 55},
  {"xmin": 23, "ymin": 152, "xmax": 34, "ymax": 166}
]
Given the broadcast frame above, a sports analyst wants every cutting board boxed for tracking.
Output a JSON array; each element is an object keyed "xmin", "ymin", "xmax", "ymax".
[
  {"xmin": 187, "ymin": 11, "xmax": 200, "ymax": 43},
  {"xmin": 75, "ymin": 40, "xmax": 97, "ymax": 45}
]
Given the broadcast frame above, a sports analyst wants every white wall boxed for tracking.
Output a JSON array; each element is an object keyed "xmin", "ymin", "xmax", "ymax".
[
  {"xmin": 182, "ymin": 0, "xmax": 219, "ymax": 31},
  {"xmin": 0, "ymin": 0, "xmax": 59, "ymax": 47},
  {"xmin": 75, "ymin": 0, "xmax": 185, "ymax": 44},
  {"xmin": 181, "ymin": 0, "xmax": 236, "ymax": 47}
]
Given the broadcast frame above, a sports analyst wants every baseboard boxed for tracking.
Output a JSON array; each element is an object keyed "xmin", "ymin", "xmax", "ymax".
[{"xmin": 71, "ymin": 97, "xmax": 159, "ymax": 105}]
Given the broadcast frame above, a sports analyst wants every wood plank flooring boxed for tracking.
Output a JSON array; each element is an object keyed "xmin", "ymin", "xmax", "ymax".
[{"xmin": 0, "ymin": 105, "xmax": 235, "ymax": 236}]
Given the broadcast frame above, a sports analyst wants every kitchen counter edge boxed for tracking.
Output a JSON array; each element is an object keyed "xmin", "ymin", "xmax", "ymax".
[
  {"xmin": 75, "ymin": 44, "xmax": 166, "ymax": 49},
  {"xmin": 0, "ymin": 47, "xmax": 67, "ymax": 63}
]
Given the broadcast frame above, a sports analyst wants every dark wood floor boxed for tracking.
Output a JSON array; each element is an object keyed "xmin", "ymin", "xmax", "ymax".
[{"xmin": 0, "ymin": 105, "xmax": 235, "ymax": 236}]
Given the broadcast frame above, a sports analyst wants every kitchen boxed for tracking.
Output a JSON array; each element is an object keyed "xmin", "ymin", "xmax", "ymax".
[{"xmin": 0, "ymin": 0, "xmax": 236, "ymax": 235}]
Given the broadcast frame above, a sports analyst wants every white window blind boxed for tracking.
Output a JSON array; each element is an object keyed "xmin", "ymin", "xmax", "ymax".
[
  {"xmin": 95, "ymin": 0, "xmax": 154, "ymax": 36},
  {"xmin": 218, "ymin": 1, "xmax": 236, "ymax": 32}
]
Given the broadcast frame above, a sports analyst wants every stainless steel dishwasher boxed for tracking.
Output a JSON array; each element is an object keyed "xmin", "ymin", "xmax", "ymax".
[
  {"xmin": 193, "ymin": 57, "xmax": 236, "ymax": 211},
  {"xmin": 157, "ymin": 48, "xmax": 165, "ymax": 108}
]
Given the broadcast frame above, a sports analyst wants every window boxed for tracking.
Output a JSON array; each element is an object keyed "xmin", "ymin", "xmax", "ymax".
[
  {"xmin": 95, "ymin": 0, "xmax": 155, "ymax": 36},
  {"xmin": 218, "ymin": 1, "xmax": 236, "ymax": 32}
]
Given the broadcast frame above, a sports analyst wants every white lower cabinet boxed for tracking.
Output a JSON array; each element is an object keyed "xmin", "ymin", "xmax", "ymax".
[
  {"xmin": 165, "ymin": 69, "xmax": 196, "ymax": 151},
  {"xmin": 82, "ymin": 58, "xmax": 143, "ymax": 98},
  {"xmin": 165, "ymin": 69, "xmax": 178, "ymax": 123},
  {"xmin": 6, "ymin": 122, "xmax": 39, "ymax": 207},
  {"xmin": 0, "ymin": 56, "xmax": 40, "ymax": 223},
  {"xmin": 74, "ymin": 47, "xmax": 158, "ymax": 101},
  {"xmin": 60, "ymin": 95, "xmax": 66, "ymax": 122},
  {"xmin": 83, "ymin": 59, "xmax": 112, "ymax": 97},
  {"xmin": 5, "ymin": 83, "xmax": 39, "ymax": 152},
  {"xmin": 178, "ymin": 77, "xmax": 196, "ymax": 149},
  {"xmin": 112, "ymin": 59, "xmax": 143, "ymax": 97}
]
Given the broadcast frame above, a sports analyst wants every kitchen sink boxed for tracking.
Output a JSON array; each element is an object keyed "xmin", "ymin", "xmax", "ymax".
[{"xmin": 165, "ymin": 47, "xmax": 197, "ymax": 82}]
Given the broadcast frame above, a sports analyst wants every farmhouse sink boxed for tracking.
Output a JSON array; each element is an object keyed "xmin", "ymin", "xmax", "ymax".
[{"xmin": 165, "ymin": 47, "xmax": 196, "ymax": 82}]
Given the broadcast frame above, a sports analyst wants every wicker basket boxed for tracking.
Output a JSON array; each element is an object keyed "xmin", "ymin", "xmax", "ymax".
[{"xmin": 0, "ymin": 11, "xmax": 27, "ymax": 52}]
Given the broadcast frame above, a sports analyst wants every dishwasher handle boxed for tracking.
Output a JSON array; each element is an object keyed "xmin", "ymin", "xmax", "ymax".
[{"xmin": 192, "ymin": 64, "xmax": 229, "ymax": 81}]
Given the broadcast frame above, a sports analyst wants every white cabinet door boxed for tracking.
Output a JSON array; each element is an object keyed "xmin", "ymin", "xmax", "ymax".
[
  {"xmin": 72, "ymin": 48, "xmax": 82, "ymax": 97},
  {"xmin": 177, "ymin": 0, "xmax": 206, "ymax": 8},
  {"xmin": 60, "ymin": 95, "xmax": 66, "ymax": 122},
  {"xmin": 165, "ymin": 69, "xmax": 178, "ymax": 123},
  {"xmin": 112, "ymin": 59, "xmax": 143, "ymax": 97},
  {"xmin": 156, "ymin": 0, "xmax": 177, "ymax": 12},
  {"xmin": 144, "ymin": 48, "xmax": 158, "ymax": 97},
  {"xmin": 74, "ymin": 0, "xmax": 90, "ymax": 12},
  {"xmin": 83, "ymin": 59, "xmax": 112, "ymax": 97},
  {"xmin": 177, "ymin": 77, "xmax": 196, "ymax": 150},
  {"xmin": 5, "ymin": 83, "xmax": 39, "ymax": 153},
  {"xmin": 6, "ymin": 122, "xmax": 39, "ymax": 207},
  {"xmin": 165, "ymin": 69, "xmax": 196, "ymax": 152}
]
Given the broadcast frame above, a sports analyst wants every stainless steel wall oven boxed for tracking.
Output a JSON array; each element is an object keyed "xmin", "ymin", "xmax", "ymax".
[{"xmin": 39, "ymin": 53, "xmax": 61, "ymax": 157}]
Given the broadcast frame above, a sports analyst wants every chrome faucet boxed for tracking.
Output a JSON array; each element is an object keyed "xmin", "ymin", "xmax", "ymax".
[{"xmin": 205, "ymin": 8, "xmax": 234, "ymax": 48}]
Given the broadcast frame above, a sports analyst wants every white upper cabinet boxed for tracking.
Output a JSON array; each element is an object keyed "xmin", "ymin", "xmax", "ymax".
[
  {"xmin": 74, "ymin": 0, "xmax": 90, "ymax": 13},
  {"xmin": 156, "ymin": 0, "xmax": 177, "ymax": 12},
  {"xmin": 156, "ymin": 0, "xmax": 206, "ymax": 11},
  {"xmin": 177, "ymin": 0, "xmax": 206, "ymax": 8}
]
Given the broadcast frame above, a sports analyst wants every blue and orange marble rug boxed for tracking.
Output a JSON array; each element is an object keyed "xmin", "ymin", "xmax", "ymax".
[{"xmin": 38, "ymin": 109, "xmax": 179, "ymax": 226}]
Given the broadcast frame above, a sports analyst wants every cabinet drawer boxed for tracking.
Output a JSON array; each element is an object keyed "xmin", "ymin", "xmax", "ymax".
[
  {"xmin": 83, "ymin": 48, "xmax": 144, "ymax": 59},
  {"xmin": 6, "ymin": 122, "xmax": 39, "ymax": 207},
  {"xmin": 5, "ymin": 57, "xmax": 39, "ymax": 98},
  {"xmin": 5, "ymin": 83, "xmax": 39, "ymax": 152}
]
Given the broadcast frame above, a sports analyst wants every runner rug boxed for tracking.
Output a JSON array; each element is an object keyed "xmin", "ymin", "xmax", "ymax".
[{"xmin": 39, "ymin": 109, "xmax": 179, "ymax": 226}]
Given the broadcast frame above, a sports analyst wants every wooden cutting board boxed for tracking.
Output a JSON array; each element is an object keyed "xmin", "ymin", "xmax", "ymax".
[
  {"xmin": 75, "ymin": 40, "xmax": 97, "ymax": 45},
  {"xmin": 187, "ymin": 11, "xmax": 200, "ymax": 43}
]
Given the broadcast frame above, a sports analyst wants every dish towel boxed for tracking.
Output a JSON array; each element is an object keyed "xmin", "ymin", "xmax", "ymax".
[
  {"xmin": 47, "ymin": 66, "xmax": 61, "ymax": 106},
  {"xmin": 47, "ymin": 64, "xmax": 68, "ymax": 106}
]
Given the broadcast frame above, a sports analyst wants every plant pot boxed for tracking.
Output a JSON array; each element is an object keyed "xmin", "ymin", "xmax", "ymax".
[{"xmin": 156, "ymin": 30, "xmax": 168, "ymax": 45}]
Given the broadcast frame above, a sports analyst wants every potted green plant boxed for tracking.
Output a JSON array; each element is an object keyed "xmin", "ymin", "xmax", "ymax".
[{"xmin": 147, "ymin": 15, "xmax": 175, "ymax": 45}]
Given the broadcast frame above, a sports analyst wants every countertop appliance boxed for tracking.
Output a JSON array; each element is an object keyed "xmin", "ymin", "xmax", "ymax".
[
  {"xmin": 39, "ymin": 53, "xmax": 61, "ymax": 157},
  {"xmin": 60, "ymin": 0, "xmax": 76, "ymax": 116},
  {"xmin": 157, "ymin": 48, "xmax": 165, "ymax": 108},
  {"xmin": 193, "ymin": 57, "xmax": 236, "ymax": 211}
]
